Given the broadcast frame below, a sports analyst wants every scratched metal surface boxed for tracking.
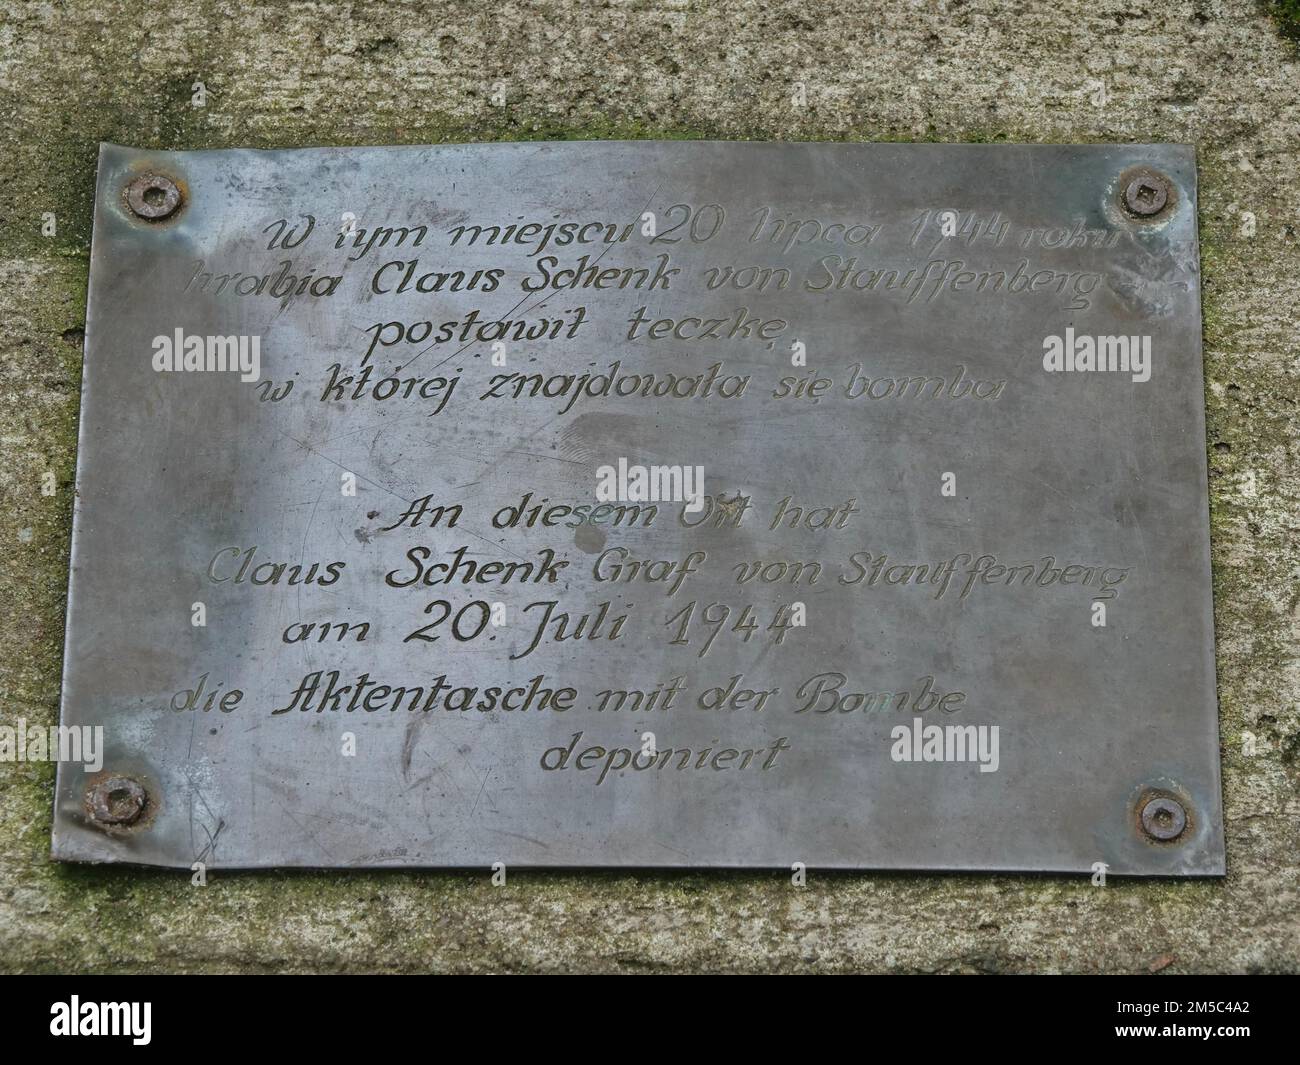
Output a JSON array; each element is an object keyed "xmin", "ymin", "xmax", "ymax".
[{"xmin": 53, "ymin": 141, "xmax": 1221, "ymax": 873}]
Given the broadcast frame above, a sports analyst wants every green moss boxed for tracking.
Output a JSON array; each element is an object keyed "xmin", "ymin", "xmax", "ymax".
[{"xmin": 1269, "ymin": 0, "xmax": 1300, "ymax": 39}]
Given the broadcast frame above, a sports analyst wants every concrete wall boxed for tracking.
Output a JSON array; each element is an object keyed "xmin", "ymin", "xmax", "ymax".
[{"xmin": 1, "ymin": 0, "xmax": 1297, "ymax": 973}]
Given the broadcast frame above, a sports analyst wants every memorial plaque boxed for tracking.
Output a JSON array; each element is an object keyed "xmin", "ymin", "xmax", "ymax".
[{"xmin": 53, "ymin": 141, "xmax": 1222, "ymax": 874}]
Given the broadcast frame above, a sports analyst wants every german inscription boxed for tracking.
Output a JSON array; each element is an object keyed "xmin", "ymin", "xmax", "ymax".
[{"xmin": 52, "ymin": 142, "xmax": 1223, "ymax": 874}]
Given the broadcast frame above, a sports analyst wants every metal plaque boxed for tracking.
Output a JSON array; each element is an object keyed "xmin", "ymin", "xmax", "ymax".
[{"xmin": 53, "ymin": 141, "xmax": 1222, "ymax": 874}]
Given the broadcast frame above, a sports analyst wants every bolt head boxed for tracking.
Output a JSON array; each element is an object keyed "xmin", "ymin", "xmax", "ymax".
[
  {"xmin": 86, "ymin": 775, "xmax": 147, "ymax": 826},
  {"xmin": 124, "ymin": 173, "xmax": 182, "ymax": 221},
  {"xmin": 1140, "ymin": 796, "xmax": 1187, "ymax": 841},
  {"xmin": 1123, "ymin": 173, "xmax": 1170, "ymax": 218}
]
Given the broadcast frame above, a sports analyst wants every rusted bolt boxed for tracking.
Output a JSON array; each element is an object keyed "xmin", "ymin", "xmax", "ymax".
[
  {"xmin": 124, "ymin": 173, "xmax": 183, "ymax": 221},
  {"xmin": 1140, "ymin": 796, "xmax": 1187, "ymax": 842},
  {"xmin": 86, "ymin": 775, "xmax": 148, "ymax": 826},
  {"xmin": 1122, "ymin": 171, "xmax": 1171, "ymax": 218}
]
